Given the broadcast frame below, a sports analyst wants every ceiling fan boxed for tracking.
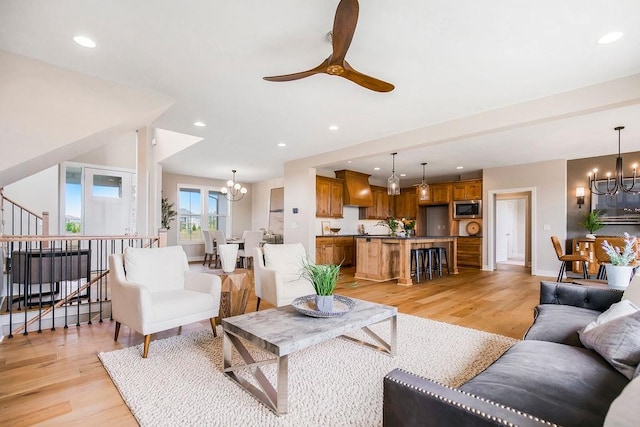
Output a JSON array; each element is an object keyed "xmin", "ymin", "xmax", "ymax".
[{"xmin": 263, "ymin": 0, "xmax": 395, "ymax": 92}]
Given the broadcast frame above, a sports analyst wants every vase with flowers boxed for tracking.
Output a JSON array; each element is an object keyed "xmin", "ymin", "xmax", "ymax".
[
  {"xmin": 402, "ymin": 218, "xmax": 416, "ymax": 237},
  {"xmin": 601, "ymin": 233, "xmax": 637, "ymax": 289},
  {"xmin": 377, "ymin": 217, "xmax": 400, "ymax": 236}
]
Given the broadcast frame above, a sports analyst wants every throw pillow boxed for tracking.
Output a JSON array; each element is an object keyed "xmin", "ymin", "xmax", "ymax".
[
  {"xmin": 579, "ymin": 311, "xmax": 640, "ymax": 379},
  {"xmin": 604, "ymin": 375, "xmax": 640, "ymax": 426},
  {"xmin": 623, "ymin": 273, "xmax": 640, "ymax": 306},
  {"xmin": 582, "ymin": 299, "xmax": 639, "ymax": 333}
]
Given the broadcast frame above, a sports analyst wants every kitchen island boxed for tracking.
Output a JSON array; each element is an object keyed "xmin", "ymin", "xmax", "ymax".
[{"xmin": 354, "ymin": 236, "xmax": 458, "ymax": 286}]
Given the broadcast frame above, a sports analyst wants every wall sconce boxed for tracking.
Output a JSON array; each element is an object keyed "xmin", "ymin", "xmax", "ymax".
[{"xmin": 576, "ymin": 187, "xmax": 585, "ymax": 208}]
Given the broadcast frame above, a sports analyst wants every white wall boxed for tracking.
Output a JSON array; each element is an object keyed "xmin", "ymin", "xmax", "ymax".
[
  {"xmin": 483, "ymin": 159, "xmax": 566, "ymax": 277},
  {"xmin": 3, "ymin": 165, "xmax": 59, "ymax": 234},
  {"xmin": 71, "ymin": 132, "xmax": 137, "ymax": 169},
  {"xmin": 251, "ymin": 177, "xmax": 284, "ymax": 232}
]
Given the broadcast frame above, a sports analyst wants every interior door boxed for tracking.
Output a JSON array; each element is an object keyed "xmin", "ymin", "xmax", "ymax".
[{"xmin": 83, "ymin": 167, "xmax": 135, "ymax": 235}]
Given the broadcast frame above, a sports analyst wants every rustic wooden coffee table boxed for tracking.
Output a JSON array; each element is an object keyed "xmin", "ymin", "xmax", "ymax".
[{"xmin": 221, "ymin": 297, "xmax": 397, "ymax": 415}]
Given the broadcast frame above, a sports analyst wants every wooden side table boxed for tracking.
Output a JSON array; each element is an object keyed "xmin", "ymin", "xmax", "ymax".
[{"xmin": 210, "ymin": 268, "xmax": 252, "ymax": 322}]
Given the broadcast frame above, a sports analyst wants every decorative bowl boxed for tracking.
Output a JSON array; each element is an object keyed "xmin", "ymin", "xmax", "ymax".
[{"xmin": 330, "ymin": 227, "xmax": 341, "ymax": 234}]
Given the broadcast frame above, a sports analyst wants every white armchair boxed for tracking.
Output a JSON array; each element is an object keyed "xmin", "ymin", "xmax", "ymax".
[
  {"xmin": 108, "ymin": 246, "xmax": 222, "ymax": 358},
  {"xmin": 253, "ymin": 243, "xmax": 315, "ymax": 310}
]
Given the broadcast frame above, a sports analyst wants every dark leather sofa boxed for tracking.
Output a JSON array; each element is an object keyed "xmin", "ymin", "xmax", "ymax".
[{"xmin": 383, "ymin": 281, "xmax": 629, "ymax": 427}]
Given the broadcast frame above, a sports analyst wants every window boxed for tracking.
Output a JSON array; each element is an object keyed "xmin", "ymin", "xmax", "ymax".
[
  {"xmin": 64, "ymin": 166, "xmax": 82, "ymax": 234},
  {"xmin": 92, "ymin": 174, "xmax": 122, "ymax": 198},
  {"xmin": 179, "ymin": 188, "xmax": 202, "ymax": 241},
  {"xmin": 177, "ymin": 186, "xmax": 229, "ymax": 242}
]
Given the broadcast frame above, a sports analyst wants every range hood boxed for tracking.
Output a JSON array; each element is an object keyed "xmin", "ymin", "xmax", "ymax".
[{"xmin": 335, "ymin": 170, "xmax": 373, "ymax": 207}]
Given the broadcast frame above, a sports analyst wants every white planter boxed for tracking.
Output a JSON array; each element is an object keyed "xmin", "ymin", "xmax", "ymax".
[
  {"xmin": 218, "ymin": 244, "xmax": 239, "ymax": 273},
  {"xmin": 605, "ymin": 264, "xmax": 635, "ymax": 290}
]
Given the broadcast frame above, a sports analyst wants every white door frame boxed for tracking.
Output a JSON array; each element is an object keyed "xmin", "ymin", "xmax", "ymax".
[{"xmin": 486, "ymin": 187, "xmax": 537, "ymax": 274}]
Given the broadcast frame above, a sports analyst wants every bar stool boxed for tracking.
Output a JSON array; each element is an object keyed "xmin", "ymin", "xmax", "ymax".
[
  {"xmin": 420, "ymin": 248, "xmax": 434, "ymax": 280},
  {"xmin": 430, "ymin": 247, "xmax": 450, "ymax": 277},
  {"xmin": 410, "ymin": 248, "xmax": 423, "ymax": 282}
]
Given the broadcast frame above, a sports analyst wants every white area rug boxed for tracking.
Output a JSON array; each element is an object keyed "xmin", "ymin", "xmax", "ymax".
[{"xmin": 99, "ymin": 313, "xmax": 517, "ymax": 426}]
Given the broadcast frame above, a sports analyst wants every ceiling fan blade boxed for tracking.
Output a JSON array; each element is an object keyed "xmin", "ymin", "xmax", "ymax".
[
  {"xmin": 263, "ymin": 59, "xmax": 330, "ymax": 82},
  {"xmin": 342, "ymin": 61, "xmax": 395, "ymax": 92},
  {"xmin": 331, "ymin": 0, "xmax": 359, "ymax": 63}
]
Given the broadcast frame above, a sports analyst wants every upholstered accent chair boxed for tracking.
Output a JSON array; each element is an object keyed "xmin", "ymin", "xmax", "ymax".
[
  {"xmin": 253, "ymin": 243, "xmax": 315, "ymax": 310},
  {"xmin": 109, "ymin": 246, "xmax": 222, "ymax": 358}
]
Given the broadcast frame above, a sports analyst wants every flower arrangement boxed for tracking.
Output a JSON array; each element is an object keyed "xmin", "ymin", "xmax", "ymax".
[
  {"xmin": 377, "ymin": 217, "xmax": 400, "ymax": 234},
  {"xmin": 401, "ymin": 218, "xmax": 416, "ymax": 231},
  {"xmin": 601, "ymin": 233, "xmax": 637, "ymax": 266}
]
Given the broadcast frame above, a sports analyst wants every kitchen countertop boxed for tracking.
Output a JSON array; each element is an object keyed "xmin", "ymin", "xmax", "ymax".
[{"xmin": 353, "ymin": 235, "xmax": 459, "ymax": 239}]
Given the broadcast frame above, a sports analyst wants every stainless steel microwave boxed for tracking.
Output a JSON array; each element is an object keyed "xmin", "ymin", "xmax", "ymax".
[{"xmin": 453, "ymin": 200, "xmax": 482, "ymax": 219}]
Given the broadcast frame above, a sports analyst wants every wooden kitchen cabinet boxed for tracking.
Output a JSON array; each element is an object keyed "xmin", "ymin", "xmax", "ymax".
[
  {"xmin": 419, "ymin": 183, "xmax": 451, "ymax": 206},
  {"xmin": 359, "ymin": 185, "xmax": 390, "ymax": 220},
  {"xmin": 457, "ymin": 237, "xmax": 482, "ymax": 268},
  {"xmin": 316, "ymin": 236, "xmax": 354, "ymax": 266},
  {"xmin": 453, "ymin": 180, "xmax": 482, "ymax": 201},
  {"xmin": 316, "ymin": 176, "xmax": 344, "ymax": 218},
  {"xmin": 394, "ymin": 188, "xmax": 417, "ymax": 219}
]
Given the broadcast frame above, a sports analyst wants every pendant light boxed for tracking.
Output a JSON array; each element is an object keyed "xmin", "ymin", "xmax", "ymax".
[
  {"xmin": 220, "ymin": 169, "xmax": 248, "ymax": 202},
  {"xmin": 588, "ymin": 126, "xmax": 639, "ymax": 195},
  {"xmin": 418, "ymin": 162, "xmax": 430, "ymax": 201},
  {"xmin": 387, "ymin": 152, "xmax": 400, "ymax": 195}
]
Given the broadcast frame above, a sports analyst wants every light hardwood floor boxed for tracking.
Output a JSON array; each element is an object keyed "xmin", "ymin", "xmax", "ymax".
[{"xmin": 0, "ymin": 264, "xmax": 548, "ymax": 426}]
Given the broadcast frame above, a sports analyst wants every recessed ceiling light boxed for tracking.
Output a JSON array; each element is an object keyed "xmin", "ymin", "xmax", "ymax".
[
  {"xmin": 456, "ymin": 166, "xmax": 464, "ymax": 170},
  {"xmin": 598, "ymin": 32, "xmax": 623, "ymax": 44},
  {"xmin": 347, "ymin": 160, "xmax": 352, "ymax": 163},
  {"xmin": 277, "ymin": 142, "xmax": 287, "ymax": 147},
  {"xmin": 193, "ymin": 121, "xmax": 206, "ymax": 127},
  {"xmin": 329, "ymin": 125, "xmax": 339, "ymax": 131},
  {"xmin": 400, "ymin": 173, "xmax": 406, "ymax": 177},
  {"xmin": 73, "ymin": 35, "xmax": 96, "ymax": 48},
  {"xmin": 374, "ymin": 167, "xmax": 380, "ymax": 171}
]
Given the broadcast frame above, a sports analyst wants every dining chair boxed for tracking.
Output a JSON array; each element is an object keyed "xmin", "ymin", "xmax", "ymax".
[
  {"xmin": 238, "ymin": 231, "xmax": 263, "ymax": 269},
  {"xmin": 551, "ymin": 236, "xmax": 589, "ymax": 282},
  {"xmin": 202, "ymin": 230, "xmax": 216, "ymax": 268},
  {"xmin": 214, "ymin": 230, "xmax": 227, "ymax": 268}
]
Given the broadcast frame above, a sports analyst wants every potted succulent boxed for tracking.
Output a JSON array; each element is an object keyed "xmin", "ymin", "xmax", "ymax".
[
  {"xmin": 601, "ymin": 233, "xmax": 637, "ymax": 289},
  {"xmin": 579, "ymin": 210, "xmax": 604, "ymax": 239},
  {"xmin": 300, "ymin": 259, "xmax": 341, "ymax": 312}
]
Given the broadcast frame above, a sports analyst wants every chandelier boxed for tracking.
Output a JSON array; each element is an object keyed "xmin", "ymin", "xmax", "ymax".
[
  {"xmin": 220, "ymin": 170, "xmax": 248, "ymax": 201},
  {"xmin": 418, "ymin": 162, "xmax": 429, "ymax": 201},
  {"xmin": 387, "ymin": 152, "xmax": 400, "ymax": 196},
  {"xmin": 588, "ymin": 126, "xmax": 639, "ymax": 196}
]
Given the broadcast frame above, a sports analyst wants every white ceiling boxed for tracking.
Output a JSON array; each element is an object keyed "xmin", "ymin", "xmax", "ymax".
[{"xmin": 1, "ymin": 0, "xmax": 640, "ymax": 184}]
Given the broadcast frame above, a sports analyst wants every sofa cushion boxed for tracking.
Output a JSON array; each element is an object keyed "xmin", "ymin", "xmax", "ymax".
[
  {"xmin": 263, "ymin": 243, "xmax": 307, "ymax": 276},
  {"xmin": 604, "ymin": 375, "xmax": 640, "ymax": 426},
  {"xmin": 524, "ymin": 304, "xmax": 600, "ymax": 347},
  {"xmin": 124, "ymin": 246, "xmax": 188, "ymax": 292},
  {"xmin": 579, "ymin": 310, "xmax": 640, "ymax": 379},
  {"xmin": 582, "ymin": 299, "xmax": 639, "ymax": 333},
  {"xmin": 460, "ymin": 340, "xmax": 629, "ymax": 427}
]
